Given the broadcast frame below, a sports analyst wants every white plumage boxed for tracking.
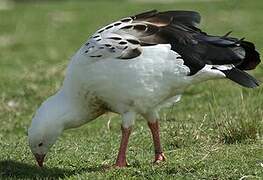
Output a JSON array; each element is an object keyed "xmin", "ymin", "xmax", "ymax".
[{"xmin": 28, "ymin": 10, "xmax": 260, "ymax": 167}]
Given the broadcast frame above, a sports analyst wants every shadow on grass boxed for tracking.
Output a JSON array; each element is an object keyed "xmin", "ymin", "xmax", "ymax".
[{"xmin": 0, "ymin": 160, "xmax": 106, "ymax": 179}]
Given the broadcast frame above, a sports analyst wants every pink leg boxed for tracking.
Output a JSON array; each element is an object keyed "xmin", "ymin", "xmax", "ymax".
[
  {"xmin": 114, "ymin": 126, "xmax": 132, "ymax": 167},
  {"xmin": 148, "ymin": 121, "xmax": 166, "ymax": 163}
]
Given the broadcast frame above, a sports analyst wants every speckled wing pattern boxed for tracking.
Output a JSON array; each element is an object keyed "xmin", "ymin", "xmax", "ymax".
[
  {"xmin": 81, "ymin": 10, "xmax": 260, "ymax": 77},
  {"xmin": 82, "ymin": 10, "xmax": 201, "ymax": 60}
]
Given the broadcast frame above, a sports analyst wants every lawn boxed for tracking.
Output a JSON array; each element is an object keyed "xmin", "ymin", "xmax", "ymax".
[{"xmin": 0, "ymin": 0, "xmax": 263, "ymax": 179}]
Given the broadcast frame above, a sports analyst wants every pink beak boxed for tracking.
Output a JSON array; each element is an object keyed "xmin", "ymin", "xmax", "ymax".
[{"xmin": 34, "ymin": 153, "xmax": 46, "ymax": 167}]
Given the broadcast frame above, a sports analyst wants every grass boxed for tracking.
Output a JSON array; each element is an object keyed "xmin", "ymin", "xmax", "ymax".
[{"xmin": 0, "ymin": 0, "xmax": 263, "ymax": 179}]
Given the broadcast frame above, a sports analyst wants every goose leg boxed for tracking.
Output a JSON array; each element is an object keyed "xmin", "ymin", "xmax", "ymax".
[
  {"xmin": 114, "ymin": 126, "xmax": 132, "ymax": 167},
  {"xmin": 114, "ymin": 112, "xmax": 135, "ymax": 167},
  {"xmin": 148, "ymin": 120, "xmax": 166, "ymax": 163}
]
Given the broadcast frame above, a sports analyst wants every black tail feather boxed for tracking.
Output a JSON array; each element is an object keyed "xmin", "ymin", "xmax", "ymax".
[
  {"xmin": 236, "ymin": 41, "xmax": 261, "ymax": 70},
  {"xmin": 221, "ymin": 68, "xmax": 260, "ymax": 88}
]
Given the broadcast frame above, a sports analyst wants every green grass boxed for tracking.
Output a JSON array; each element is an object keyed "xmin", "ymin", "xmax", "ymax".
[{"xmin": 0, "ymin": 0, "xmax": 263, "ymax": 179}]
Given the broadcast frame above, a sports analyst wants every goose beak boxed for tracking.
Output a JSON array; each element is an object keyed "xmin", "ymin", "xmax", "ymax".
[{"xmin": 34, "ymin": 153, "xmax": 46, "ymax": 167}]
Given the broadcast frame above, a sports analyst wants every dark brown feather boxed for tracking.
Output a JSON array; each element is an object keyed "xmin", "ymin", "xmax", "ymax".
[
  {"xmin": 122, "ymin": 10, "xmax": 260, "ymax": 75},
  {"xmin": 120, "ymin": 48, "xmax": 142, "ymax": 59}
]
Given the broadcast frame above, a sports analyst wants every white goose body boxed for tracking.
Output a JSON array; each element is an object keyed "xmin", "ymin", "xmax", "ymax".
[
  {"xmin": 67, "ymin": 44, "xmax": 188, "ymax": 115},
  {"xmin": 63, "ymin": 43, "xmax": 224, "ymax": 127},
  {"xmin": 28, "ymin": 10, "xmax": 260, "ymax": 167}
]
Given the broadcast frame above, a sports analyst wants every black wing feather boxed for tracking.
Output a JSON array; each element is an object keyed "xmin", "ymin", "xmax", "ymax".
[
  {"xmin": 221, "ymin": 68, "xmax": 260, "ymax": 88},
  {"xmin": 134, "ymin": 10, "xmax": 201, "ymax": 27},
  {"xmin": 115, "ymin": 10, "xmax": 260, "ymax": 75},
  {"xmin": 128, "ymin": 10, "xmax": 260, "ymax": 75}
]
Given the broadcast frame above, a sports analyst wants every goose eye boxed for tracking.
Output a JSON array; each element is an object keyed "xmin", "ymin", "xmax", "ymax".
[{"xmin": 38, "ymin": 143, "xmax": 43, "ymax": 147}]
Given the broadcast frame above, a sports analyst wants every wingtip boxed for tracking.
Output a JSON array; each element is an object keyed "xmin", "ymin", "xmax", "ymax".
[{"xmin": 221, "ymin": 68, "xmax": 260, "ymax": 88}]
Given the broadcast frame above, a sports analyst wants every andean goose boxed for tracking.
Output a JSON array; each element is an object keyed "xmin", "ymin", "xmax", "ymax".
[{"xmin": 28, "ymin": 10, "xmax": 261, "ymax": 167}]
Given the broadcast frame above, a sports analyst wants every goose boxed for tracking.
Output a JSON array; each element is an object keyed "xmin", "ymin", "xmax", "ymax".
[{"xmin": 28, "ymin": 10, "xmax": 260, "ymax": 168}]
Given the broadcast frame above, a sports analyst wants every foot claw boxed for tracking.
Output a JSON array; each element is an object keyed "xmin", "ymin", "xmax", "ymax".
[{"xmin": 154, "ymin": 153, "xmax": 166, "ymax": 164}]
